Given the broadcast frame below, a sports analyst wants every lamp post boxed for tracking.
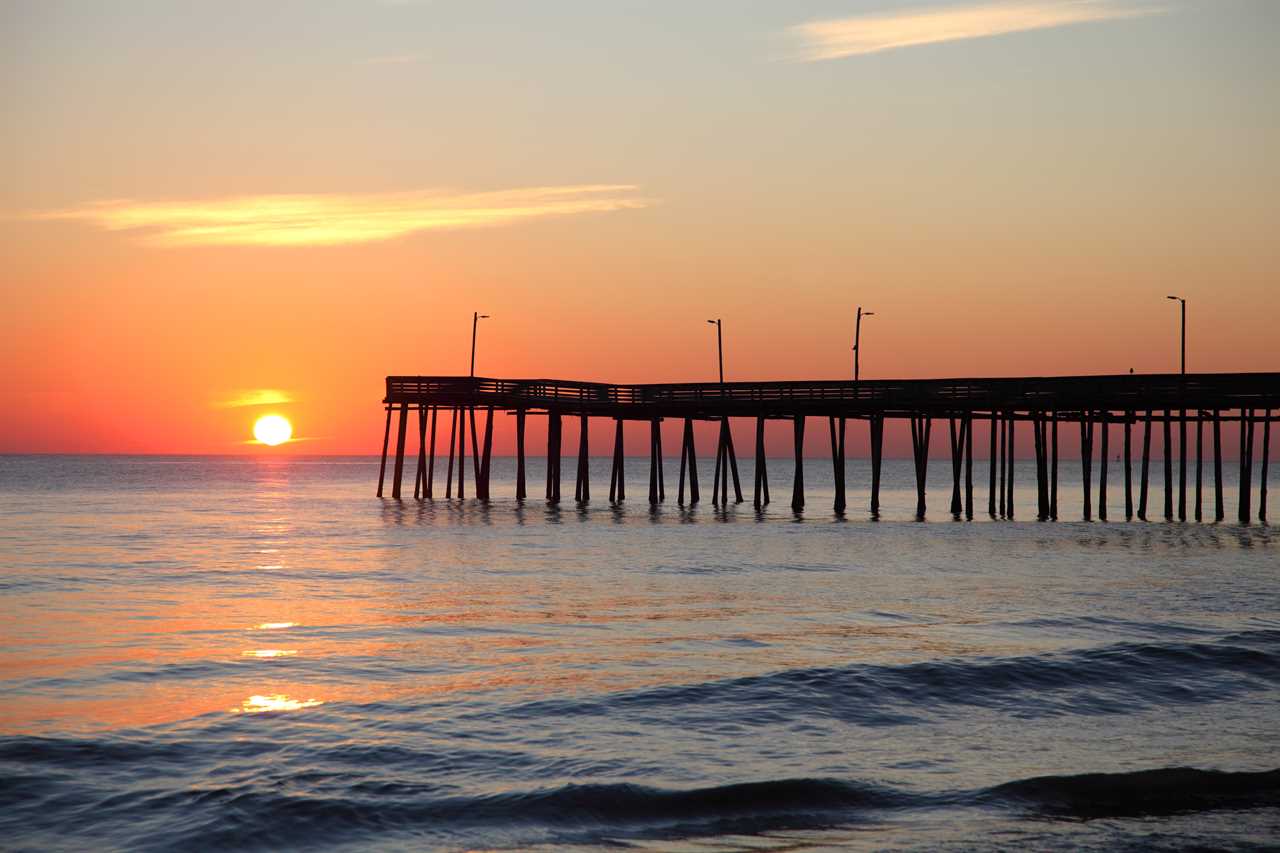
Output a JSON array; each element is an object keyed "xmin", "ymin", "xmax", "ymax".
[
  {"xmin": 853, "ymin": 307, "xmax": 875, "ymax": 381},
  {"xmin": 1166, "ymin": 296, "xmax": 1185, "ymax": 375},
  {"xmin": 470, "ymin": 311, "xmax": 490, "ymax": 377},
  {"xmin": 706, "ymin": 318, "xmax": 724, "ymax": 383}
]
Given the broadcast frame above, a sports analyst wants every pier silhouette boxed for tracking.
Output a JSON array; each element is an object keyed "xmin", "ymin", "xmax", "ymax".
[{"xmin": 378, "ymin": 373, "xmax": 1278, "ymax": 522}]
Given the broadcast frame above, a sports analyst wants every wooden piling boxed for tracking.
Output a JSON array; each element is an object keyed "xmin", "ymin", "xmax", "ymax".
[
  {"xmin": 609, "ymin": 418, "xmax": 625, "ymax": 503},
  {"xmin": 391, "ymin": 402, "xmax": 409, "ymax": 500},
  {"xmin": 754, "ymin": 416, "xmax": 766, "ymax": 509},
  {"xmin": 1178, "ymin": 408, "xmax": 1187, "ymax": 521},
  {"xmin": 791, "ymin": 415, "xmax": 806, "ymax": 511},
  {"xmin": 648, "ymin": 418, "xmax": 660, "ymax": 504},
  {"xmin": 910, "ymin": 415, "xmax": 931, "ymax": 519},
  {"xmin": 1083, "ymin": 414, "xmax": 1094, "ymax": 520},
  {"xmin": 1214, "ymin": 409, "xmax": 1224, "ymax": 521},
  {"xmin": 998, "ymin": 414, "xmax": 1007, "ymax": 518},
  {"xmin": 456, "ymin": 404, "xmax": 467, "ymax": 500},
  {"xmin": 678, "ymin": 417, "xmax": 699, "ymax": 505},
  {"xmin": 1163, "ymin": 409, "xmax": 1173, "ymax": 521},
  {"xmin": 546, "ymin": 411, "xmax": 562, "ymax": 503},
  {"xmin": 444, "ymin": 407, "xmax": 457, "ymax": 499},
  {"xmin": 479, "ymin": 406, "xmax": 494, "ymax": 501},
  {"xmin": 1051, "ymin": 414, "xmax": 1060, "ymax": 521},
  {"xmin": 725, "ymin": 420, "xmax": 743, "ymax": 504},
  {"xmin": 1123, "ymin": 413, "xmax": 1133, "ymax": 520},
  {"xmin": 831, "ymin": 416, "xmax": 847, "ymax": 513},
  {"xmin": 1034, "ymin": 415, "xmax": 1047, "ymax": 520},
  {"xmin": 870, "ymin": 415, "xmax": 884, "ymax": 517},
  {"xmin": 988, "ymin": 412, "xmax": 998, "ymax": 518},
  {"xmin": 949, "ymin": 417, "xmax": 963, "ymax": 516},
  {"xmin": 964, "ymin": 414, "xmax": 974, "ymax": 520},
  {"xmin": 469, "ymin": 407, "xmax": 482, "ymax": 492},
  {"xmin": 515, "ymin": 409, "xmax": 527, "ymax": 501},
  {"xmin": 575, "ymin": 414, "xmax": 590, "ymax": 503},
  {"xmin": 1138, "ymin": 410, "xmax": 1152, "ymax": 521},
  {"xmin": 426, "ymin": 406, "xmax": 438, "ymax": 499},
  {"xmin": 1005, "ymin": 414, "xmax": 1015, "ymax": 519},
  {"xmin": 1239, "ymin": 410, "xmax": 1254, "ymax": 524},
  {"xmin": 1099, "ymin": 413, "xmax": 1109, "ymax": 522},
  {"xmin": 712, "ymin": 420, "xmax": 724, "ymax": 507},
  {"xmin": 1260, "ymin": 410, "xmax": 1270, "ymax": 524},
  {"xmin": 376, "ymin": 406, "xmax": 392, "ymax": 498},
  {"xmin": 1194, "ymin": 411, "xmax": 1203, "ymax": 522},
  {"xmin": 414, "ymin": 404, "xmax": 427, "ymax": 500}
]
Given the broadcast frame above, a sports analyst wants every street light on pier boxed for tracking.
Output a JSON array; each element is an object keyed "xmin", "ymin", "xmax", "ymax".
[
  {"xmin": 707, "ymin": 319, "xmax": 724, "ymax": 383},
  {"xmin": 470, "ymin": 312, "xmax": 490, "ymax": 377},
  {"xmin": 1166, "ymin": 296, "xmax": 1185, "ymax": 375},
  {"xmin": 853, "ymin": 307, "xmax": 875, "ymax": 381}
]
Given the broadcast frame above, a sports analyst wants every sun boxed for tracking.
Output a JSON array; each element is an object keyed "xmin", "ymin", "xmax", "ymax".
[{"xmin": 253, "ymin": 414, "xmax": 293, "ymax": 446}]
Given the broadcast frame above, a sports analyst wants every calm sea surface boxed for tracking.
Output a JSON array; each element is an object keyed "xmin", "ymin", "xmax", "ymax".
[{"xmin": 1, "ymin": 454, "xmax": 1277, "ymax": 851}]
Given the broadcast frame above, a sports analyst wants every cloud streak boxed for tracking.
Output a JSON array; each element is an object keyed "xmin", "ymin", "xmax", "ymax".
[
  {"xmin": 216, "ymin": 389, "xmax": 294, "ymax": 409},
  {"xmin": 35, "ymin": 185, "xmax": 651, "ymax": 247},
  {"xmin": 789, "ymin": 1, "xmax": 1164, "ymax": 61}
]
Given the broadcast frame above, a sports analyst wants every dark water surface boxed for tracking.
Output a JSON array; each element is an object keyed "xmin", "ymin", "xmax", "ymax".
[{"xmin": 1, "ymin": 455, "xmax": 1277, "ymax": 851}]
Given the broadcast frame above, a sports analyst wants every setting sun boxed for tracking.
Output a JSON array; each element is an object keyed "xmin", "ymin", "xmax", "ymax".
[{"xmin": 252, "ymin": 415, "xmax": 292, "ymax": 446}]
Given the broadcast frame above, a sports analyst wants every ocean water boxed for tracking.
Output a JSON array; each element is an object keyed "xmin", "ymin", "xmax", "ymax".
[{"xmin": 1, "ymin": 454, "xmax": 1277, "ymax": 851}]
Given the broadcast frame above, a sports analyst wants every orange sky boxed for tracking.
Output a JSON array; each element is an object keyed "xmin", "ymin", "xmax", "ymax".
[{"xmin": 3, "ymin": 1, "xmax": 1277, "ymax": 455}]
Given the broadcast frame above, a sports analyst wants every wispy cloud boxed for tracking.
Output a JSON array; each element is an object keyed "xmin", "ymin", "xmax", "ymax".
[
  {"xmin": 357, "ymin": 53, "xmax": 421, "ymax": 65},
  {"xmin": 34, "ymin": 185, "xmax": 652, "ymax": 247},
  {"xmin": 217, "ymin": 389, "xmax": 293, "ymax": 408},
  {"xmin": 789, "ymin": 1, "xmax": 1164, "ymax": 61}
]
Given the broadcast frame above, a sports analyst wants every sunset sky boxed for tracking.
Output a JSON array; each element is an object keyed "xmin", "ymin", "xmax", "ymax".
[{"xmin": 3, "ymin": 0, "xmax": 1277, "ymax": 454}]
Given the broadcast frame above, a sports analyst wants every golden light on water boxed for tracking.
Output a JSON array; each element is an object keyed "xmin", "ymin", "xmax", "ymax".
[
  {"xmin": 241, "ymin": 649, "xmax": 297, "ymax": 658},
  {"xmin": 252, "ymin": 414, "xmax": 292, "ymax": 446},
  {"xmin": 254, "ymin": 622, "xmax": 297, "ymax": 630},
  {"xmin": 232, "ymin": 694, "xmax": 323, "ymax": 714}
]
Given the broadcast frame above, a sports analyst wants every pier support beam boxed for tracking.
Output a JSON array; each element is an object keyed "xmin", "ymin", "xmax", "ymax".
[
  {"xmin": 870, "ymin": 415, "xmax": 884, "ymax": 517},
  {"xmin": 376, "ymin": 406, "xmax": 392, "ymax": 498},
  {"xmin": 1139, "ymin": 410, "xmax": 1152, "ymax": 521},
  {"xmin": 1194, "ymin": 411, "xmax": 1203, "ymax": 522},
  {"xmin": 1179, "ymin": 408, "xmax": 1188, "ymax": 521},
  {"xmin": 648, "ymin": 418, "xmax": 664, "ymax": 505},
  {"xmin": 1124, "ymin": 413, "xmax": 1133, "ymax": 520},
  {"xmin": 791, "ymin": 415, "xmax": 806, "ymax": 511},
  {"xmin": 426, "ymin": 407, "xmax": 438, "ymax": 499},
  {"xmin": 546, "ymin": 411, "xmax": 562, "ymax": 503},
  {"xmin": 479, "ymin": 406, "xmax": 494, "ymax": 502},
  {"xmin": 998, "ymin": 414, "xmax": 1007, "ymax": 518},
  {"xmin": 1261, "ymin": 410, "xmax": 1271, "ymax": 524},
  {"xmin": 456, "ymin": 405, "xmax": 467, "ymax": 500},
  {"xmin": 414, "ymin": 404, "xmax": 427, "ymax": 500},
  {"xmin": 830, "ymin": 416, "xmax": 847, "ymax": 514},
  {"xmin": 1239, "ymin": 410, "xmax": 1254, "ymax": 524},
  {"xmin": 391, "ymin": 402, "xmax": 409, "ymax": 500},
  {"xmin": 1081, "ymin": 414, "xmax": 1094, "ymax": 521},
  {"xmin": 965, "ymin": 414, "xmax": 974, "ymax": 520},
  {"xmin": 910, "ymin": 415, "xmax": 932, "ymax": 520},
  {"xmin": 515, "ymin": 409, "xmax": 527, "ymax": 501},
  {"xmin": 754, "ymin": 416, "xmax": 769, "ymax": 509},
  {"xmin": 609, "ymin": 418, "xmax": 625, "ymax": 503},
  {"xmin": 949, "ymin": 417, "xmax": 964, "ymax": 517},
  {"xmin": 1099, "ymin": 413, "xmax": 1109, "ymax": 522},
  {"xmin": 1033, "ymin": 414, "xmax": 1048, "ymax": 520},
  {"xmin": 989, "ymin": 412, "xmax": 998, "ymax": 518},
  {"xmin": 444, "ymin": 408, "xmax": 458, "ymax": 499},
  {"xmin": 1163, "ymin": 409, "xmax": 1173, "ymax": 521},
  {"xmin": 575, "ymin": 414, "xmax": 590, "ymax": 503},
  {"xmin": 1214, "ymin": 409, "xmax": 1224, "ymax": 521},
  {"xmin": 1005, "ymin": 413, "xmax": 1015, "ymax": 519},
  {"xmin": 1051, "ymin": 415, "xmax": 1060, "ymax": 520},
  {"xmin": 469, "ymin": 407, "xmax": 481, "ymax": 494},
  {"xmin": 678, "ymin": 418, "xmax": 699, "ymax": 505}
]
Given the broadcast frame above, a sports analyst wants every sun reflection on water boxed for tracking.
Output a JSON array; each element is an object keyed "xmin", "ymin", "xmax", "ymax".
[
  {"xmin": 241, "ymin": 649, "xmax": 297, "ymax": 658},
  {"xmin": 253, "ymin": 622, "xmax": 297, "ymax": 630},
  {"xmin": 232, "ymin": 694, "xmax": 323, "ymax": 714}
]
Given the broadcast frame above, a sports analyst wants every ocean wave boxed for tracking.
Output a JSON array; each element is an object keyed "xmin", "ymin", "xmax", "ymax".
[{"xmin": 2, "ymin": 757, "xmax": 1276, "ymax": 851}]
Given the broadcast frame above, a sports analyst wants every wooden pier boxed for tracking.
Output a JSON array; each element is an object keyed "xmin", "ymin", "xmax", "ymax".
[{"xmin": 378, "ymin": 373, "xmax": 1279, "ymax": 522}]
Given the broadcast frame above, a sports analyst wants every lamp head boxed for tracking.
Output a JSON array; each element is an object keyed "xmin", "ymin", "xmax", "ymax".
[{"xmin": 1166, "ymin": 296, "xmax": 1178, "ymax": 301}]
